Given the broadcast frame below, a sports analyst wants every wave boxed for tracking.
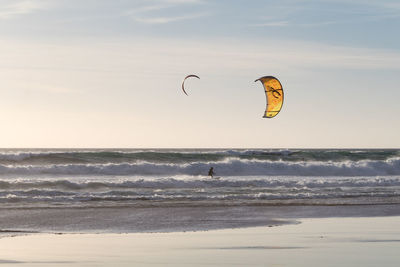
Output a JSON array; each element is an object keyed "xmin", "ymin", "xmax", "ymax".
[
  {"xmin": 1, "ymin": 175, "xmax": 399, "ymax": 206},
  {"xmin": 0, "ymin": 188, "xmax": 399, "ymax": 204},
  {"xmin": 1, "ymin": 194, "xmax": 399, "ymax": 203},
  {"xmin": 1, "ymin": 176, "xmax": 400, "ymax": 190},
  {"xmin": 0, "ymin": 149, "xmax": 398, "ymax": 165},
  {"xmin": 0, "ymin": 157, "xmax": 400, "ymax": 176}
]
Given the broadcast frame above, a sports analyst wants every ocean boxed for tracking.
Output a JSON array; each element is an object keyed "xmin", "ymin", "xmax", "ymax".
[{"xmin": 1, "ymin": 148, "xmax": 400, "ymax": 234}]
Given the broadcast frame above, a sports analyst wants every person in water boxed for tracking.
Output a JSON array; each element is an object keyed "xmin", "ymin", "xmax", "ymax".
[{"xmin": 208, "ymin": 167, "xmax": 214, "ymax": 178}]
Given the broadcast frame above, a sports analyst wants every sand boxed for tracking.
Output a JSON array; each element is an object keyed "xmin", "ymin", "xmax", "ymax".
[{"xmin": 0, "ymin": 216, "xmax": 399, "ymax": 266}]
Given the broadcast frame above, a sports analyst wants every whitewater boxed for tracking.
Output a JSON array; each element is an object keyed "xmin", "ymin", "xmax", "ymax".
[{"xmin": 1, "ymin": 148, "xmax": 399, "ymax": 234}]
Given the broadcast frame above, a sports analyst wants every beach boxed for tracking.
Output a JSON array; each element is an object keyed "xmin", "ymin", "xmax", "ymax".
[{"xmin": 1, "ymin": 216, "xmax": 399, "ymax": 266}]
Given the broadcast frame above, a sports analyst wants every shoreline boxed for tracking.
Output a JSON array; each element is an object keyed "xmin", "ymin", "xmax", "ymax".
[
  {"xmin": 1, "ymin": 204, "xmax": 400, "ymax": 235},
  {"xmin": 0, "ymin": 216, "xmax": 399, "ymax": 266}
]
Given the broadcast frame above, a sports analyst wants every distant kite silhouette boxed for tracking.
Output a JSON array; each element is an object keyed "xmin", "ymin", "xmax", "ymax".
[{"xmin": 181, "ymin": 75, "xmax": 200, "ymax": 96}]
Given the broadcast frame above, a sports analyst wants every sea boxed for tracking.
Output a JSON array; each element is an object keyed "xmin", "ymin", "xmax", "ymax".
[{"xmin": 1, "ymin": 148, "xmax": 400, "ymax": 235}]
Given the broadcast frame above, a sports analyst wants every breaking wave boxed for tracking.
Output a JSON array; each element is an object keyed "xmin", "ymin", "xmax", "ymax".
[
  {"xmin": 0, "ymin": 176, "xmax": 399, "ymax": 205},
  {"xmin": 0, "ymin": 149, "xmax": 399, "ymax": 207},
  {"xmin": 0, "ymin": 149, "xmax": 398, "ymax": 165},
  {"xmin": 0, "ymin": 176, "xmax": 400, "ymax": 190},
  {"xmin": 0, "ymin": 157, "xmax": 399, "ymax": 176}
]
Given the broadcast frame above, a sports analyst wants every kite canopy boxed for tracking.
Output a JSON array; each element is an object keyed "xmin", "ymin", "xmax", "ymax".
[
  {"xmin": 254, "ymin": 76, "xmax": 284, "ymax": 118},
  {"xmin": 182, "ymin": 75, "xmax": 200, "ymax": 96}
]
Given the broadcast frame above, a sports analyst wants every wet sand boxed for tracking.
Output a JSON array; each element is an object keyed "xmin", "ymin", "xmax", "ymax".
[
  {"xmin": 1, "ymin": 216, "xmax": 399, "ymax": 266},
  {"xmin": 1, "ymin": 204, "xmax": 399, "ymax": 234}
]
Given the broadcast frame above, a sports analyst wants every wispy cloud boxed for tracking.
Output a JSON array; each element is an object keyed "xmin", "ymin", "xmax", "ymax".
[
  {"xmin": 127, "ymin": 4, "xmax": 170, "ymax": 14},
  {"xmin": 301, "ymin": 13, "xmax": 400, "ymax": 27},
  {"xmin": 134, "ymin": 12, "xmax": 208, "ymax": 24},
  {"xmin": 251, "ymin": 0, "xmax": 400, "ymax": 28},
  {"xmin": 250, "ymin": 21, "xmax": 290, "ymax": 27},
  {"xmin": 0, "ymin": 0, "xmax": 44, "ymax": 19},
  {"xmin": 259, "ymin": 13, "xmax": 400, "ymax": 28},
  {"xmin": 3, "ymin": 37, "xmax": 399, "ymax": 76},
  {"xmin": 162, "ymin": 0, "xmax": 203, "ymax": 3},
  {"xmin": 127, "ymin": 0, "xmax": 208, "ymax": 24}
]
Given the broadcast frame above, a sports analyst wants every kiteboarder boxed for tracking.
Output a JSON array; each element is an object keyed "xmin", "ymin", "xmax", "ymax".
[{"xmin": 208, "ymin": 167, "xmax": 214, "ymax": 178}]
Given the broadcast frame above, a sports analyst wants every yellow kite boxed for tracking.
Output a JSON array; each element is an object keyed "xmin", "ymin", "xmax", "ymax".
[{"xmin": 255, "ymin": 76, "xmax": 284, "ymax": 118}]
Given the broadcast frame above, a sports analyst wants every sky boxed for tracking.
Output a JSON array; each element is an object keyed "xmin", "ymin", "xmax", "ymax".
[{"xmin": 0, "ymin": 0, "xmax": 399, "ymax": 148}]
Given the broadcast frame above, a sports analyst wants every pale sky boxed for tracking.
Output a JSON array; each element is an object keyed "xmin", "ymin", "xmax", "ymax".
[{"xmin": 0, "ymin": 0, "xmax": 399, "ymax": 148}]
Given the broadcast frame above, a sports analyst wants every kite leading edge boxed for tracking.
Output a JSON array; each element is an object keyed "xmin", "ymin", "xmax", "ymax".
[
  {"xmin": 182, "ymin": 75, "xmax": 200, "ymax": 96},
  {"xmin": 254, "ymin": 76, "xmax": 284, "ymax": 118}
]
